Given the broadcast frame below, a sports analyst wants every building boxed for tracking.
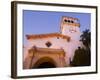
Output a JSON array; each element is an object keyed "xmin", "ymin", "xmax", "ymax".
[{"xmin": 23, "ymin": 16, "xmax": 82, "ymax": 69}]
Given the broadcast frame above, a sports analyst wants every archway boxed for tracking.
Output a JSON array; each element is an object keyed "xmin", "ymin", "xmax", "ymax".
[
  {"xmin": 33, "ymin": 57, "xmax": 57, "ymax": 68},
  {"xmin": 36, "ymin": 62, "xmax": 56, "ymax": 68}
]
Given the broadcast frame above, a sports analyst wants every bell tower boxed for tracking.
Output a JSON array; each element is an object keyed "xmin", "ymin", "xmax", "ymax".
[{"xmin": 60, "ymin": 16, "xmax": 81, "ymax": 41}]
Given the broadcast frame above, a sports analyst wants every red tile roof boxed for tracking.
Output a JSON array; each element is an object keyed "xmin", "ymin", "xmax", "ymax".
[{"xmin": 26, "ymin": 33, "xmax": 70, "ymax": 41}]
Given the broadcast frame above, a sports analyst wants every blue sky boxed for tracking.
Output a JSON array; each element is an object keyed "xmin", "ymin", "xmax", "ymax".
[{"xmin": 23, "ymin": 10, "xmax": 91, "ymax": 44}]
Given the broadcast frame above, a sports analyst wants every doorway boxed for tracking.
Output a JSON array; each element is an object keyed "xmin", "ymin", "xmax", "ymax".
[{"xmin": 33, "ymin": 57, "xmax": 56, "ymax": 68}]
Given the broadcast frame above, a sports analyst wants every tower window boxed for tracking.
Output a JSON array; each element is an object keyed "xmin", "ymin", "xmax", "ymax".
[
  {"xmin": 45, "ymin": 41, "xmax": 52, "ymax": 47},
  {"xmin": 68, "ymin": 20, "xmax": 70, "ymax": 23},
  {"xmin": 64, "ymin": 19, "xmax": 68, "ymax": 22},
  {"xmin": 71, "ymin": 20, "xmax": 74, "ymax": 23}
]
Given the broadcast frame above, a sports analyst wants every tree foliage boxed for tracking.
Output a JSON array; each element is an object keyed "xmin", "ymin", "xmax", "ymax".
[
  {"xmin": 80, "ymin": 29, "xmax": 91, "ymax": 48},
  {"xmin": 71, "ymin": 47, "xmax": 90, "ymax": 66}
]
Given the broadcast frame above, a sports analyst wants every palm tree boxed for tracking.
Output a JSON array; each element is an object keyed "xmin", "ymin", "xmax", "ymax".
[{"xmin": 80, "ymin": 29, "xmax": 91, "ymax": 49}]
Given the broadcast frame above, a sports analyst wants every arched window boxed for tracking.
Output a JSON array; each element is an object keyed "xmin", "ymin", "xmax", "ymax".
[
  {"xmin": 64, "ymin": 19, "xmax": 68, "ymax": 22},
  {"xmin": 71, "ymin": 20, "xmax": 74, "ymax": 23},
  {"xmin": 68, "ymin": 20, "xmax": 70, "ymax": 23}
]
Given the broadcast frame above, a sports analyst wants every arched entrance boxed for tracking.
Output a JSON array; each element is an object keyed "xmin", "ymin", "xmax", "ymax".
[
  {"xmin": 36, "ymin": 62, "xmax": 56, "ymax": 68},
  {"xmin": 33, "ymin": 57, "xmax": 56, "ymax": 68},
  {"xmin": 23, "ymin": 47, "xmax": 67, "ymax": 69}
]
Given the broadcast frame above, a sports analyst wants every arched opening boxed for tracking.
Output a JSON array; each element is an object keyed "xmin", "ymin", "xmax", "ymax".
[
  {"xmin": 36, "ymin": 62, "xmax": 56, "ymax": 68},
  {"xmin": 33, "ymin": 57, "xmax": 57, "ymax": 69}
]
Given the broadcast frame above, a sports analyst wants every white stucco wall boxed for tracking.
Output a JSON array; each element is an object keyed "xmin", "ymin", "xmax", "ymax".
[
  {"xmin": 24, "ymin": 37, "xmax": 69, "ymax": 64},
  {"xmin": 24, "ymin": 36, "xmax": 82, "ymax": 65},
  {"xmin": 62, "ymin": 26, "xmax": 81, "ymax": 41}
]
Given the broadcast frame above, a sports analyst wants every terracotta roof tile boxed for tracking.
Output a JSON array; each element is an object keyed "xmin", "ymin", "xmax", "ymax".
[{"xmin": 26, "ymin": 33, "xmax": 70, "ymax": 41}]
